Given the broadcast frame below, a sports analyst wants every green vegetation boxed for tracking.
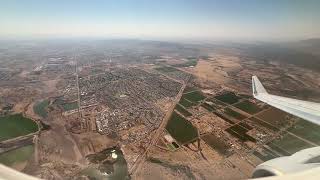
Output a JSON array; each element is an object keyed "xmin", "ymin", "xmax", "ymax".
[
  {"xmin": 208, "ymin": 98, "xmax": 227, "ymax": 107},
  {"xmin": 175, "ymin": 104, "xmax": 192, "ymax": 117},
  {"xmin": 62, "ymin": 102, "xmax": 78, "ymax": 111},
  {"xmin": 201, "ymin": 134, "xmax": 229, "ymax": 155},
  {"xmin": 270, "ymin": 133, "xmax": 314, "ymax": 155},
  {"xmin": 0, "ymin": 145, "xmax": 34, "ymax": 166},
  {"xmin": 182, "ymin": 91, "xmax": 205, "ymax": 103},
  {"xmin": 166, "ymin": 112, "xmax": 198, "ymax": 144},
  {"xmin": 33, "ymin": 99, "xmax": 49, "ymax": 118},
  {"xmin": 253, "ymin": 147, "xmax": 279, "ymax": 162},
  {"xmin": 166, "ymin": 143, "xmax": 176, "ymax": 151},
  {"xmin": 224, "ymin": 108, "xmax": 247, "ymax": 120},
  {"xmin": 238, "ymin": 122, "xmax": 253, "ymax": 130},
  {"xmin": 53, "ymin": 97, "xmax": 78, "ymax": 111},
  {"xmin": 288, "ymin": 120, "xmax": 320, "ymax": 145},
  {"xmin": 199, "ymin": 56, "xmax": 210, "ymax": 60},
  {"xmin": 214, "ymin": 92, "xmax": 241, "ymax": 104},
  {"xmin": 179, "ymin": 98, "xmax": 195, "ymax": 108},
  {"xmin": 201, "ymin": 103, "xmax": 215, "ymax": 112},
  {"xmin": 154, "ymin": 66, "xmax": 179, "ymax": 72},
  {"xmin": 172, "ymin": 58, "xmax": 198, "ymax": 67},
  {"xmin": 226, "ymin": 124, "xmax": 256, "ymax": 142},
  {"xmin": 0, "ymin": 114, "xmax": 38, "ymax": 141},
  {"xmin": 267, "ymin": 142, "xmax": 291, "ymax": 156},
  {"xmin": 234, "ymin": 100, "xmax": 262, "ymax": 114}
]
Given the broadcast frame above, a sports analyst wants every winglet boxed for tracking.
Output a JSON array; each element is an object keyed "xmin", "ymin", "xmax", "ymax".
[{"xmin": 252, "ymin": 76, "xmax": 268, "ymax": 96}]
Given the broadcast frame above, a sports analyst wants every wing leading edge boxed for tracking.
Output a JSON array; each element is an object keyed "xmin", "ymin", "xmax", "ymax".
[{"xmin": 252, "ymin": 76, "xmax": 320, "ymax": 125}]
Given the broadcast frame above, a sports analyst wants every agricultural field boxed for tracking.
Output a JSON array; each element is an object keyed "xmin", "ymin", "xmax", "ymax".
[
  {"xmin": 172, "ymin": 58, "xmax": 198, "ymax": 68},
  {"xmin": 214, "ymin": 92, "xmax": 241, "ymax": 104},
  {"xmin": 201, "ymin": 133, "xmax": 230, "ymax": 155},
  {"xmin": 175, "ymin": 104, "xmax": 192, "ymax": 117},
  {"xmin": 0, "ymin": 145, "xmax": 34, "ymax": 166},
  {"xmin": 234, "ymin": 100, "xmax": 262, "ymax": 114},
  {"xmin": 33, "ymin": 99, "xmax": 49, "ymax": 118},
  {"xmin": 165, "ymin": 112, "xmax": 198, "ymax": 144},
  {"xmin": 253, "ymin": 147, "xmax": 280, "ymax": 162},
  {"xmin": 268, "ymin": 133, "xmax": 315, "ymax": 155},
  {"xmin": 0, "ymin": 114, "xmax": 38, "ymax": 141},
  {"xmin": 225, "ymin": 124, "xmax": 256, "ymax": 142},
  {"xmin": 154, "ymin": 66, "xmax": 178, "ymax": 73},
  {"xmin": 178, "ymin": 98, "xmax": 195, "ymax": 108},
  {"xmin": 62, "ymin": 102, "xmax": 78, "ymax": 111},
  {"xmin": 288, "ymin": 120, "xmax": 320, "ymax": 145},
  {"xmin": 206, "ymin": 98, "xmax": 227, "ymax": 108},
  {"xmin": 154, "ymin": 66, "xmax": 190, "ymax": 82},
  {"xmin": 201, "ymin": 103, "xmax": 215, "ymax": 112},
  {"xmin": 223, "ymin": 108, "xmax": 247, "ymax": 120},
  {"xmin": 182, "ymin": 91, "xmax": 206, "ymax": 103},
  {"xmin": 256, "ymin": 108, "xmax": 293, "ymax": 129}
]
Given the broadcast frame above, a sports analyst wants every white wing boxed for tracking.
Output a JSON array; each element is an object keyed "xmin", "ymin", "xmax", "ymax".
[{"xmin": 252, "ymin": 76, "xmax": 320, "ymax": 125}]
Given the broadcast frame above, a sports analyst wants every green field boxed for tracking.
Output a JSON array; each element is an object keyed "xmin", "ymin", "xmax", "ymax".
[
  {"xmin": 155, "ymin": 66, "xmax": 179, "ymax": 73},
  {"xmin": 33, "ymin": 99, "xmax": 49, "ymax": 118},
  {"xmin": 269, "ymin": 133, "xmax": 314, "ymax": 155},
  {"xmin": 182, "ymin": 91, "xmax": 205, "ymax": 103},
  {"xmin": 62, "ymin": 102, "xmax": 79, "ymax": 111},
  {"xmin": 288, "ymin": 120, "xmax": 320, "ymax": 145},
  {"xmin": 234, "ymin": 100, "xmax": 262, "ymax": 114},
  {"xmin": 201, "ymin": 103, "xmax": 215, "ymax": 112},
  {"xmin": 226, "ymin": 124, "xmax": 256, "ymax": 142},
  {"xmin": 175, "ymin": 104, "xmax": 192, "ymax": 117},
  {"xmin": 0, "ymin": 145, "xmax": 34, "ymax": 166},
  {"xmin": 166, "ymin": 143, "xmax": 177, "ymax": 151},
  {"xmin": 172, "ymin": 58, "xmax": 197, "ymax": 67},
  {"xmin": 224, "ymin": 108, "xmax": 247, "ymax": 120},
  {"xmin": 166, "ymin": 112, "xmax": 198, "ymax": 144},
  {"xmin": 207, "ymin": 98, "xmax": 227, "ymax": 108},
  {"xmin": 179, "ymin": 98, "xmax": 195, "ymax": 108},
  {"xmin": 0, "ymin": 114, "xmax": 38, "ymax": 141},
  {"xmin": 214, "ymin": 92, "xmax": 241, "ymax": 104},
  {"xmin": 199, "ymin": 56, "xmax": 210, "ymax": 60},
  {"xmin": 253, "ymin": 147, "xmax": 279, "ymax": 162}
]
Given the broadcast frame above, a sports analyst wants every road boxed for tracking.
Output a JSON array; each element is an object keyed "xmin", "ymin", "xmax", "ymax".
[
  {"xmin": 74, "ymin": 54, "xmax": 81, "ymax": 118},
  {"xmin": 129, "ymin": 81, "xmax": 187, "ymax": 175},
  {"xmin": 0, "ymin": 134, "xmax": 35, "ymax": 154}
]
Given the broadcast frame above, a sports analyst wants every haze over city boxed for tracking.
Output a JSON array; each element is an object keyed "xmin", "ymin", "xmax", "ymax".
[{"xmin": 1, "ymin": 0, "xmax": 320, "ymax": 41}]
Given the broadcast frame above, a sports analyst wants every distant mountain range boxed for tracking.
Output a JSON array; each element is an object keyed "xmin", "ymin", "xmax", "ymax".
[{"xmin": 231, "ymin": 38, "xmax": 320, "ymax": 71}]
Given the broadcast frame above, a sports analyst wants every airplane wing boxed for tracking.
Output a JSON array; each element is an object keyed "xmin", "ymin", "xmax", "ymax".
[{"xmin": 252, "ymin": 76, "xmax": 320, "ymax": 125}]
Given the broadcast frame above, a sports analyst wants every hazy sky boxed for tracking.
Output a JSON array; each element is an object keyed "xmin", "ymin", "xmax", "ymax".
[{"xmin": 0, "ymin": 0, "xmax": 319, "ymax": 41}]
